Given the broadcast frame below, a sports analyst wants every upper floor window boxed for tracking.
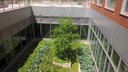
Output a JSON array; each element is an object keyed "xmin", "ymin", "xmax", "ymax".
[
  {"xmin": 121, "ymin": 0, "xmax": 128, "ymax": 16},
  {"xmin": 125, "ymin": 0, "xmax": 128, "ymax": 12},
  {"xmin": 97, "ymin": 0, "xmax": 103, "ymax": 6},
  {"xmin": 105, "ymin": 0, "xmax": 116, "ymax": 11},
  {"xmin": 92, "ymin": 0, "xmax": 96, "ymax": 4}
]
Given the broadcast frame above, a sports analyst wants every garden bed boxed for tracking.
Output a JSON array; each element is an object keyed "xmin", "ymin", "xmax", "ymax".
[
  {"xmin": 18, "ymin": 18, "xmax": 94, "ymax": 72},
  {"xmin": 18, "ymin": 39, "xmax": 94, "ymax": 72}
]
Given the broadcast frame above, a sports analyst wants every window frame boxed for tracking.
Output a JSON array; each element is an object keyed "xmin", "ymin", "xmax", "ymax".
[
  {"xmin": 104, "ymin": 0, "xmax": 116, "ymax": 11},
  {"xmin": 97, "ymin": 0, "xmax": 103, "ymax": 6},
  {"xmin": 120, "ymin": 0, "xmax": 128, "ymax": 16},
  {"xmin": 92, "ymin": 0, "xmax": 96, "ymax": 4}
]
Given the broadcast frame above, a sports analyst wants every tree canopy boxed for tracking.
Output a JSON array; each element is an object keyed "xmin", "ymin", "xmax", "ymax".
[{"xmin": 51, "ymin": 17, "xmax": 80, "ymax": 63}]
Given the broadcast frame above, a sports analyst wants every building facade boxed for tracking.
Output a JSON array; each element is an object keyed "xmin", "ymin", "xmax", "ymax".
[
  {"xmin": 89, "ymin": 0, "xmax": 128, "ymax": 72},
  {"xmin": 0, "ymin": 0, "xmax": 128, "ymax": 72}
]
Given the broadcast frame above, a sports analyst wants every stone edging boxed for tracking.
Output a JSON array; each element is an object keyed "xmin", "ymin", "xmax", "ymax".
[{"xmin": 53, "ymin": 61, "xmax": 71, "ymax": 68}]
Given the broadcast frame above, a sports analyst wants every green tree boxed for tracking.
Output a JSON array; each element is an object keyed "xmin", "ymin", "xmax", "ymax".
[{"xmin": 51, "ymin": 17, "xmax": 80, "ymax": 64}]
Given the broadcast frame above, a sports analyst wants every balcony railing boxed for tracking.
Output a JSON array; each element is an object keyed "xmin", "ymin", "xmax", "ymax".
[
  {"xmin": 0, "ymin": 0, "xmax": 89, "ymax": 13},
  {"xmin": 0, "ymin": 0, "xmax": 30, "ymax": 12}
]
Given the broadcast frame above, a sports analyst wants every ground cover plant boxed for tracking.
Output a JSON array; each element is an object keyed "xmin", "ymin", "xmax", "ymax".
[{"xmin": 79, "ymin": 45, "xmax": 94, "ymax": 72}]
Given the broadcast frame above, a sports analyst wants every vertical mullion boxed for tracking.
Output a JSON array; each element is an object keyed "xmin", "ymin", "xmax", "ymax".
[
  {"xmin": 50, "ymin": 0, "xmax": 51, "ymax": 37},
  {"xmin": 39, "ymin": 14, "xmax": 42, "ymax": 37},
  {"xmin": 99, "ymin": 50, "xmax": 103, "ymax": 69},
  {"xmin": 0, "ymin": 31, "xmax": 7, "ymax": 65},
  {"xmin": 87, "ymin": 26, "xmax": 91, "ymax": 41},
  {"xmin": 117, "ymin": 58, "xmax": 121, "ymax": 72},
  {"xmin": 2, "ymin": 0, "xmax": 4, "ymax": 10},
  {"xmin": 32, "ymin": 23, "xmax": 35, "ymax": 39},
  {"xmin": 9, "ymin": 26, "xmax": 15, "ymax": 58},
  {"xmin": 103, "ymin": 56, "xmax": 107, "ymax": 72},
  {"xmin": 107, "ymin": 62, "xmax": 110, "ymax": 72}
]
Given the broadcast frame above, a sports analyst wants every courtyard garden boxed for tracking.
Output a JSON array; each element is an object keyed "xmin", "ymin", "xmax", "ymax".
[{"xmin": 18, "ymin": 17, "xmax": 94, "ymax": 72}]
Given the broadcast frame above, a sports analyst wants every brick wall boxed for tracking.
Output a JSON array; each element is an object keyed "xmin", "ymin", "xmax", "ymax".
[{"xmin": 90, "ymin": 0, "xmax": 128, "ymax": 30}]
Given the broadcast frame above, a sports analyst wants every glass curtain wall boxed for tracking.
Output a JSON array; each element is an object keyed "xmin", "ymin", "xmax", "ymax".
[
  {"xmin": 89, "ymin": 24, "xmax": 128, "ymax": 72},
  {"xmin": 0, "ymin": 34, "xmax": 7, "ymax": 71},
  {"xmin": 3, "ymin": 38, "xmax": 14, "ymax": 64},
  {"xmin": 12, "ymin": 32, "xmax": 22, "ymax": 56},
  {"xmin": 0, "ymin": 24, "xmax": 33, "ymax": 71}
]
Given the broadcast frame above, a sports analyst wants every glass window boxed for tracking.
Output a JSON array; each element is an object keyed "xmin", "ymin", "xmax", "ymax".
[
  {"xmin": 119, "ymin": 60, "xmax": 128, "ymax": 72},
  {"xmin": 98, "ymin": 30, "xmax": 101, "ymax": 39},
  {"xmin": 89, "ymin": 29, "xmax": 92, "ymax": 41},
  {"xmin": 92, "ymin": 35, "xmax": 95, "ymax": 52},
  {"xmin": 0, "ymin": 38, "xmax": 7, "ymax": 71},
  {"xmin": 100, "ymin": 51, "xmax": 106, "ymax": 71},
  {"xmin": 104, "ymin": 58, "xmax": 109, "ymax": 72},
  {"xmin": 90, "ymin": 30, "xmax": 94, "ymax": 49},
  {"xmin": 81, "ymin": 25, "xmax": 88, "ymax": 39},
  {"xmin": 96, "ymin": 43, "xmax": 102, "ymax": 67},
  {"xmin": 107, "ymin": 0, "xmax": 116, "ymax": 8},
  {"xmin": 20, "ymin": 29, "xmax": 27, "ymax": 48},
  {"xmin": 95, "ymin": 26, "xmax": 98, "ymax": 36},
  {"xmin": 97, "ymin": 0, "xmax": 103, "ymax": 6},
  {"xmin": 42, "ymin": 24, "xmax": 50, "ymax": 38},
  {"xmin": 108, "ymin": 44, "xmax": 112, "ymax": 56},
  {"xmin": 91, "ymin": 30, "xmax": 94, "ymax": 41},
  {"xmin": 92, "ymin": 36, "xmax": 96, "ymax": 53},
  {"xmin": 120, "ymin": 0, "xmax": 128, "ymax": 16},
  {"xmin": 112, "ymin": 50, "xmax": 120, "ymax": 68},
  {"xmin": 76, "ymin": 25, "xmax": 80, "ymax": 35},
  {"xmin": 109, "ymin": 63, "xmax": 115, "ymax": 72},
  {"xmin": 104, "ymin": 38, "xmax": 108, "ymax": 50},
  {"xmin": 12, "ymin": 33, "xmax": 22, "ymax": 56},
  {"xmin": 93, "ymin": 25, "xmax": 96, "ymax": 32},
  {"xmin": 34, "ymin": 24, "xmax": 41, "ymax": 38},
  {"xmin": 3, "ymin": 38, "xmax": 14, "ymax": 64},
  {"xmin": 100, "ymin": 33, "xmax": 104, "ymax": 45},
  {"xmin": 95, "ymin": 40, "xmax": 99, "ymax": 59},
  {"xmin": 92, "ymin": 0, "xmax": 96, "ymax": 4},
  {"xmin": 125, "ymin": 0, "xmax": 128, "ymax": 12},
  {"xmin": 105, "ymin": 0, "xmax": 116, "ymax": 11},
  {"xmin": 26, "ymin": 26, "xmax": 32, "ymax": 43}
]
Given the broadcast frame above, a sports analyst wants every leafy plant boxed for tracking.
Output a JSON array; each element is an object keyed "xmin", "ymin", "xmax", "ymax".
[
  {"xmin": 51, "ymin": 17, "xmax": 80, "ymax": 64},
  {"xmin": 79, "ymin": 45, "xmax": 94, "ymax": 72},
  {"xmin": 18, "ymin": 40, "xmax": 51, "ymax": 72}
]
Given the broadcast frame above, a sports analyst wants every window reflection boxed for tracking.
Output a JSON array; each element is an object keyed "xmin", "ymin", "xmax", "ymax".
[
  {"xmin": 125, "ymin": 0, "xmax": 128, "ymax": 12},
  {"xmin": 26, "ymin": 26, "xmax": 32, "ymax": 43},
  {"xmin": 119, "ymin": 60, "xmax": 128, "ymax": 72},
  {"xmin": 112, "ymin": 50, "xmax": 120, "ymax": 68},
  {"xmin": 20, "ymin": 29, "xmax": 27, "ymax": 48},
  {"xmin": 34, "ymin": 24, "xmax": 41, "ymax": 38},
  {"xmin": 0, "ymin": 41, "xmax": 7, "ymax": 71},
  {"xmin": 42, "ymin": 24, "xmax": 50, "ymax": 38},
  {"xmin": 12, "ymin": 33, "xmax": 22, "ymax": 56},
  {"xmin": 107, "ymin": 0, "xmax": 116, "ymax": 9},
  {"xmin": 3, "ymin": 38, "xmax": 14, "ymax": 64},
  {"xmin": 104, "ymin": 58, "xmax": 109, "ymax": 72}
]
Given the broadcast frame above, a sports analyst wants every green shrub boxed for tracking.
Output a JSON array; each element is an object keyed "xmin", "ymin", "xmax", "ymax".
[
  {"xmin": 18, "ymin": 40, "xmax": 51, "ymax": 72},
  {"xmin": 51, "ymin": 17, "xmax": 80, "ymax": 63},
  {"xmin": 79, "ymin": 46, "xmax": 94, "ymax": 72}
]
